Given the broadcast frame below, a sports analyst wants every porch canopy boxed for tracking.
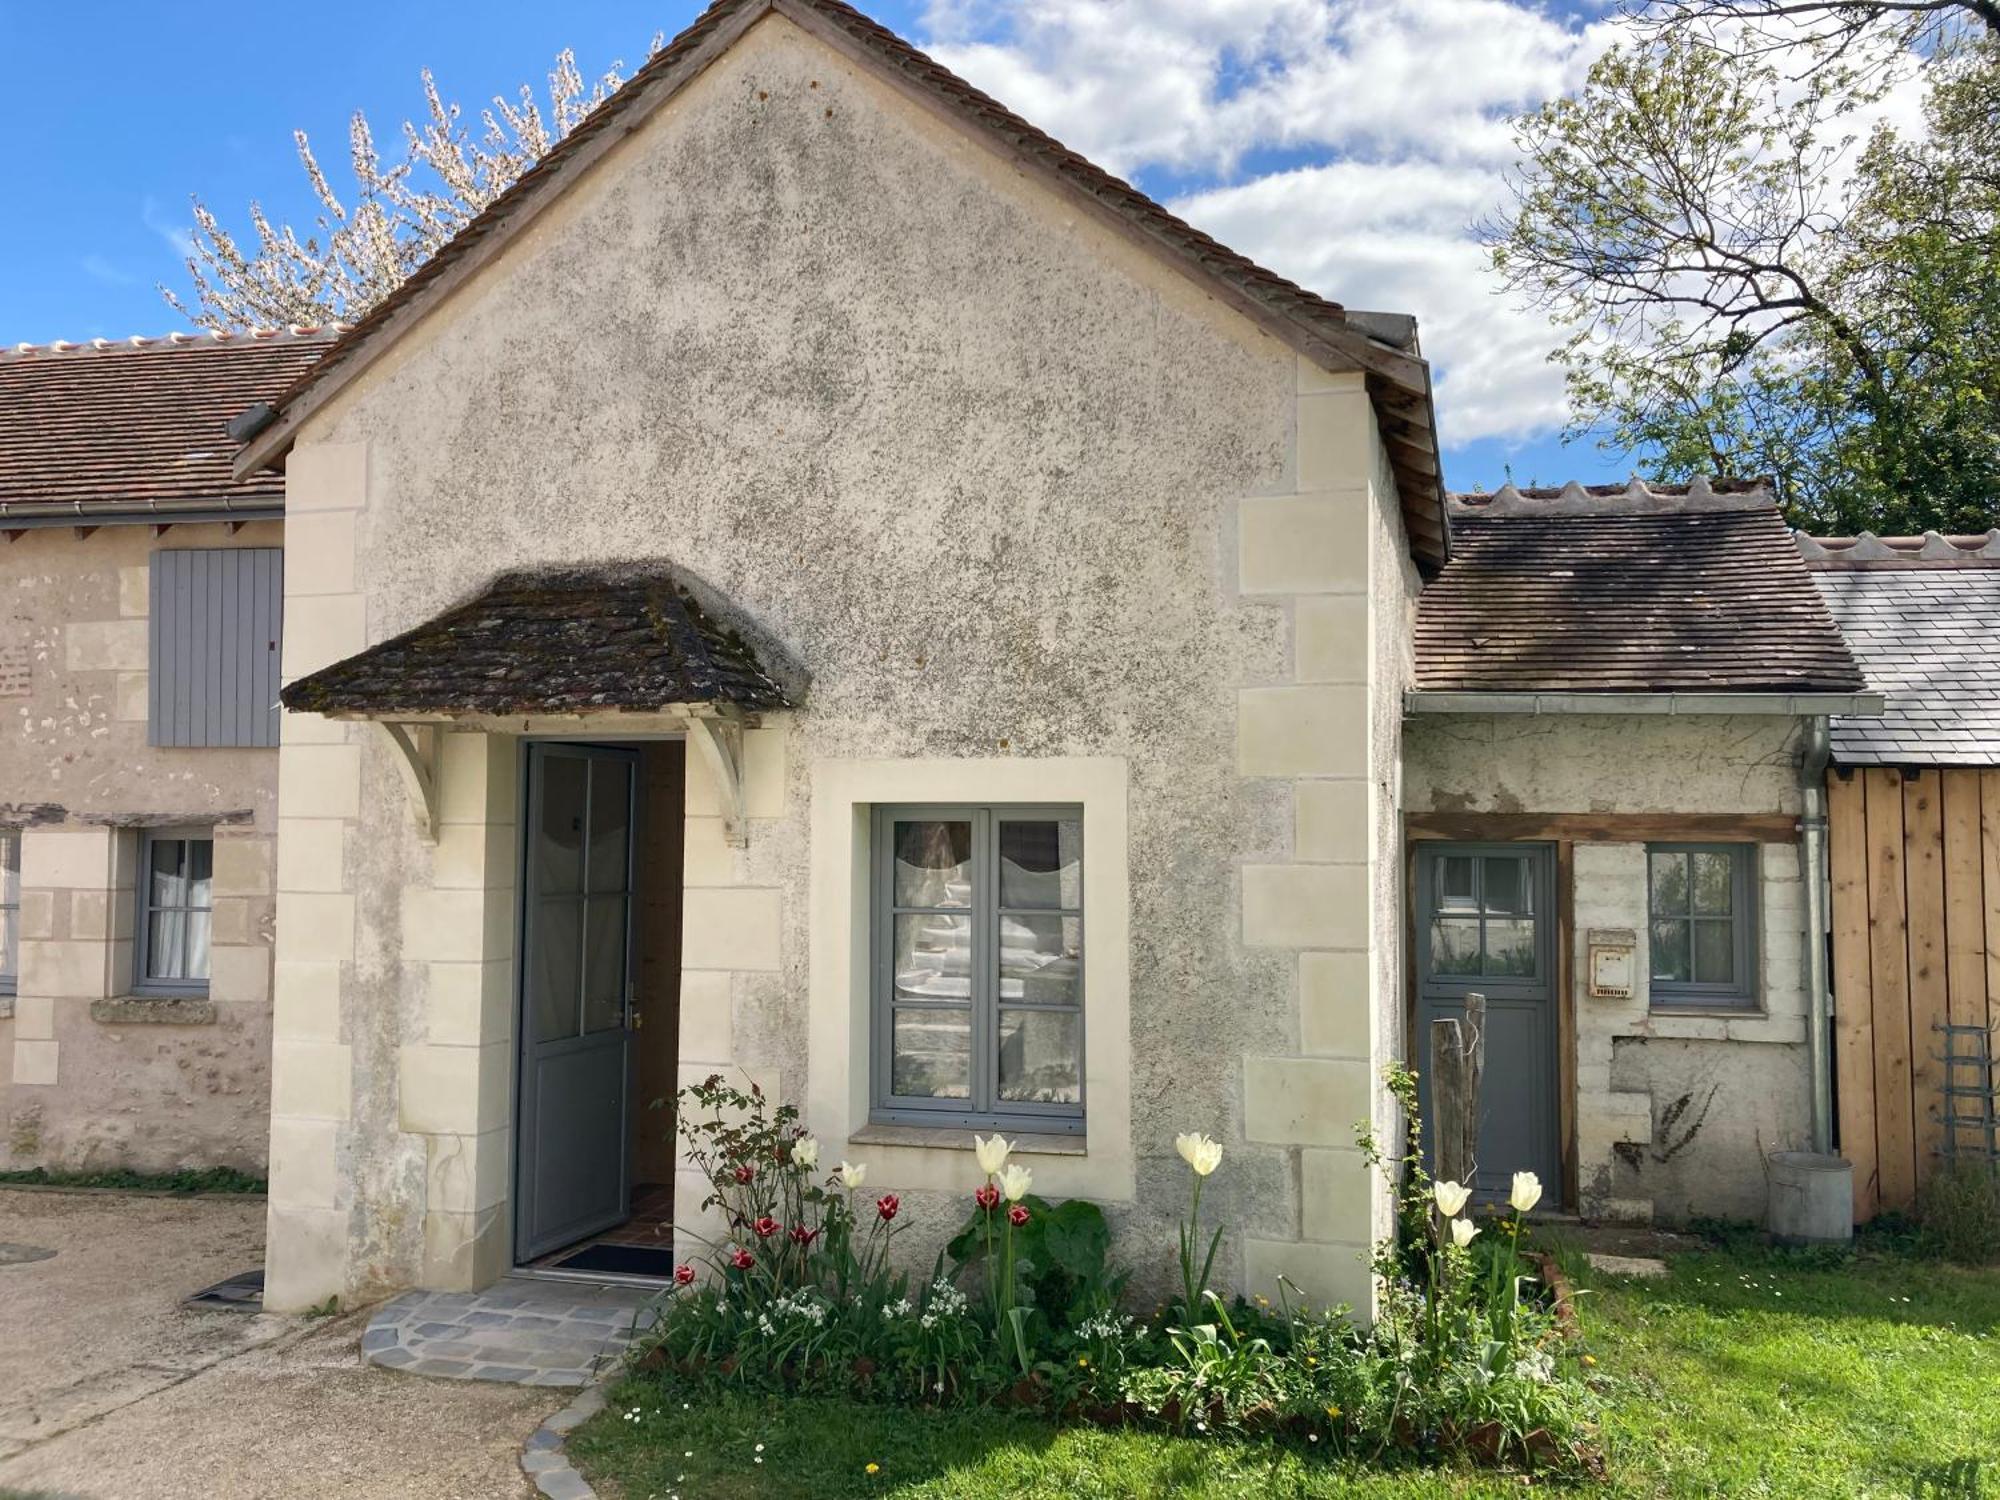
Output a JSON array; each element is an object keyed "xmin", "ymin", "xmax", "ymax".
[{"xmin": 279, "ymin": 563, "xmax": 792, "ymax": 841}]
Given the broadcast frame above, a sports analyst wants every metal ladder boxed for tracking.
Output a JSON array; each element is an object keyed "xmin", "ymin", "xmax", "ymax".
[{"xmin": 1937, "ymin": 1023, "xmax": 2000, "ymax": 1165}]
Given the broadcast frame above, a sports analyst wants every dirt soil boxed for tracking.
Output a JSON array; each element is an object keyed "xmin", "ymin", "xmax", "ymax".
[{"xmin": 0, "ymin": 1189, "xmax": 562, "ymax": 1499}]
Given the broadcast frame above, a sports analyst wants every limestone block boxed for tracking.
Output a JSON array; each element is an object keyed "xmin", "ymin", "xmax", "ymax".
[
  {"xmin": 429, "ymin": 820, "xmax": 516, "ymax": 892},
  {"xmin": 281, "ymin": 510, "xmax": 358, "ymax": 596},
  {"xmin": 1243, "ymin": 1055, "xmax": 1370, "ymax": 1146},
  {"xmin": 1242, "ymin": 863, "xmax": 1368, "ymax": 949},
  {"xmin": 209, "ymin": 943, "xmax": 272, "ymax": 1007},
  {"xmin": 1238, "ymin": 495, "xmax": 1367, "ymax": 595},
  {"xmin": 1295, "ymin": 594, "xmax": 1369, "ymax": 684},
  {"xmin": 13, "ymin": 1038, "xmax": 58, "ymax": 1086},
  {"xmin": 70, "ymin": 889, "xmax": 109, "ymax": 942},
  {"xmin": 278, "ymin": 743, "xmax": 363, "ymax": 821},
  {"xmin": 398, "ymin": 1041, "xmax": 510, "ymax": 1135},
  {"xmin": 1296, "ymin": 387, "xmax": 1376, "ymax": 491},
  {"xmin": 11, "ymin": 994, "xmax": 54, "ymax": 1041},
  {"xmin": 681, "ymin": 887, "xmax": 783, "ymax": 972},
  {"xmin": 425, "ymin": 1128, "xmax": 510, "ymax": 1215},
  {"xmin": 400, "ymin": 888, "xmax": 507, "ymax": 964},
  {"xmin": 425, "ymin": 961, "xmax": 513, "ymax": 1048},
  {"xmin": 684, "ymin": 725, "xmax": 787, "ymax": 820},
  {"xmin": 1301, "ymin": 1147, "xmax": 1374, "ymax": 1243},
  {"xmin": 421, "ymin": 1207, "xmax": 510, "ymax": 1292},
  {"xmin": 1300, "ymin": 949, "xmax": 1372, "ymax": 1057},
  {"xmin": 24, "ymin": 939, "xmax": 109, "ymax": 999},
  {"xmin": 18, "ymin": 890, "xmax": 54, "ymax": 941},
  {"xmin": 438, "ymin": 731, "xmax": 518, "ymax": 827},
  {"xmin": 677, "ymin": 970, "xmax": 733, "ymax": 1065},
  {"xmin": 1297, "ymin": 355, "xmax": 1363, "ymax": 396},
  {"xmin": 681, "ymin": 816, "xmax": 741, "ymax": 888},
  {"xmin": 118, "ymin": 564, "xmax": 149, "ymax": 618},
  {"xmin": 1244, "ymin": 1236, "xmax": 1373, "ymax": 1317},
  {"xmin": 1295, "ymin": 779, "xmax": 1368, "ymax": 862},
  {"xmin": 262, "ymin": 1206, "xmax": 349, "ymax": 1311},
  {"xmin": 273, "ymin": 960, "xmax": 343, "ymax": 1043},
  {"xmin": 277, "ymin": 819, "xmax": 347, "ymax": 894},
  {"xmin": 279, "ymin": 594, "xmax": 367, "ymax": 681},
  {"xmin": 267, "ymin": 1117, "xmax": 341, "ymax": 1208},
  {"xmin": 270, "ymin": 1040, "xmax": 352, "ymax": 1120},
  {"xmin": 285, "ymin": 441, "xmax": 368, "ymax": 514},
  {"xmin": 1237, "ymin": 685, "xmax": 1367, "ymax": 778},
  {"xmin": 212, "ymin": 834, "xmax": 274, "ymax": 898},
  {"xmin": 23, "ymin": 827, "xmax": 114, "ymax": 890},
  {"xmin": 275, "ymin": 894, "xmax": 355, "ymax": 963},
  {"xmin": 113, "ymin": 671, "xmax": 149, "ymax": 722},
  {"xmin": 64, "ymin": 619, "xmax": 148, "ymax": 673}
]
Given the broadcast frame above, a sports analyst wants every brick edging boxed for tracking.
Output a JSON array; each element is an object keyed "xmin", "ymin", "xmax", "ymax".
[{"xmin": 520, "ymin": 1383, "xmax": 607, "ymax": 1500}]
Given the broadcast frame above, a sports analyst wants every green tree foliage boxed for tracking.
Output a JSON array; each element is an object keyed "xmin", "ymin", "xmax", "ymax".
[{"xmin": 1487, "ymin": 30, "xmax": 1999, "ymax": 534}]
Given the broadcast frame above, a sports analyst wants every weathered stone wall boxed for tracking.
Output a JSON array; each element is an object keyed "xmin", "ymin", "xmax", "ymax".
[
  {"xmin": 1404, "ymin": 714, "xmax": 1815, "ymax": 1224},
  {"xmin": 264, "ymin": 13, "xmax": 1403, "ymax": 1311},
  {"xmin": 0, "ymin": 523, "xmax": 277, "ymax": 1173}
]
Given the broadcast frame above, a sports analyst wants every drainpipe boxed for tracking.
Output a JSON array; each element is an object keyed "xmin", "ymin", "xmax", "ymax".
[{"xmin": 1799, "ymin": 716, "xmax": 1834, "ymax": 1154}]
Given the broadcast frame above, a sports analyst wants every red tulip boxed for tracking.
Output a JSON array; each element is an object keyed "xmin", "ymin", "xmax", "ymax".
[
  {"xmin": 974, "ymin": 1183, "xmax": 1000, "ymax": 1211},
  {"xmin": 876, "ymin": 1194, "xmax": 900, "ymax": 1223},
  {"xmin": 674, "ymin": 1263, "xmax": 696, "ymax": 1286},
  {"xmin": 730, "ymin": 1248, "xmax": 755, "ymax": 1271},
  {"xmin": 753, "ymin": 1215, "xmax": 780, "ymax": 1239},
  {"xmin": 1008, "ymin": 1204, "xmax": 1030, "ymax": 1228},
  {"xmin": 733, "ymin": 1163, "xmax": 755, "ymax": 1184},
  {"xmin": 788, "ymin": 1223, "xmax": 821, "ymax": 1247}
]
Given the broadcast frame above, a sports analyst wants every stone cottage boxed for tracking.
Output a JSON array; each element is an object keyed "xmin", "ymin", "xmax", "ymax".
[
  {"xmin": 212, "ymin": 0, "xmax": 1884, "ymax": 1311},
  {"xmin": 0, "ymin": 329, "xmax": 328, "ymax": 1173}
]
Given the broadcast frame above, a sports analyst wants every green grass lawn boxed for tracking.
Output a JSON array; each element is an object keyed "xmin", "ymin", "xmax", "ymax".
[{"xmin": 568, "ymin": 1240, "xmax": 2000, "ymax": 1499}]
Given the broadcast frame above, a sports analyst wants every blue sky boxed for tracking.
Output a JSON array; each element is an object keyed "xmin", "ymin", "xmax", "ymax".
[{"xmin": 0, "ymin": 0, "xmax": 1633, "ymax": 490}]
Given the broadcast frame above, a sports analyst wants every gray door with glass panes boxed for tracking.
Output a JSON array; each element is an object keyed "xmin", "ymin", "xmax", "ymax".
[
  {"xmin": 516, "ymin": 743, "xmax": 639, "ymax": 1260},
  {"xmin": 1414, "ymin": 842, "xmax": 1560, "ymax": 1198}
]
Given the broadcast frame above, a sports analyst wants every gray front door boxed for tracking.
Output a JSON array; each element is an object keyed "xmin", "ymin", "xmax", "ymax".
[
  {"xmin": 517, "ymin": 743, "xmax": 638, "ymax": 1261},
  {"xmin": 1414, "ymin": 842, "xmax": 1560, "ymax": 1198}
]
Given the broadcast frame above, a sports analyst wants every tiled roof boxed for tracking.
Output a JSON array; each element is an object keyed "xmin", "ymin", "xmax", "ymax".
[
  {"xmin": 1412, "ymin": 480, "xmax": 1866, "ymax": 695},
  {"xmin": 279, "ymin": 565, "xmax": 793, "ymax": 718},
  {"xmin": 0, "ymin": 328, "xmax": 334, "ymax": 520},
  {"xmin": 1810, "ymin": 553, "xmax": 2000, "ymax": 766},
  {"xmin": 237, "ymin": 0, "xmax": 1447, "ymax": 567}
]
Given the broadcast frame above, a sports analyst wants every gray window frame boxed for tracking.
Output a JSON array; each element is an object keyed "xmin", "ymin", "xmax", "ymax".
[
  {"xmin": 134, "ymin": 829, "xmax": 214, "ymax": 996},
  {"xmin": 870, "ymin": 804, "xmax": 1085, "ymax": 1135},
  {"xmin": 0, "ymin": 829, "xmax": 19, "ymax": 996},
  {"xmin": 1646, "ymin": 842, "xmax": 1759, "ymax": 1010}
]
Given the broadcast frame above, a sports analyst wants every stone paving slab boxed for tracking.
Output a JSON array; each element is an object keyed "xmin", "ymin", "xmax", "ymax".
[{"xmin": 363, "ymin": 1278, "xmax": 660, "ymax": 1388}]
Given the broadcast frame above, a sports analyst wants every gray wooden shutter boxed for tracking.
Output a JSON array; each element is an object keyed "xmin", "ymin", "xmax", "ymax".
[{"xmin": 148, "ymin": 548, "xmax": 283, "ymax": 748}]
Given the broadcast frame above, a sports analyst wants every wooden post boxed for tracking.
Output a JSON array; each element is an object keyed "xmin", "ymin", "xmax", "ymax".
[{"xmin": 1432, "ymin": 991, "xmax": 1487, "ymax": 1189}]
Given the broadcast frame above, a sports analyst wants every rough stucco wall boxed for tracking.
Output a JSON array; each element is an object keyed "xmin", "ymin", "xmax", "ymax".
[
  {"xmin": 1404, "ymin": 715, "xmax": 1813, "ymax": 1225},
  {"xmin": 0, "ymin": 523, "xmax": 277, "ymax": 1173},
  {"xmin": 277, "ymin": 14, "xmax": 1403, "ymax": 1302}
]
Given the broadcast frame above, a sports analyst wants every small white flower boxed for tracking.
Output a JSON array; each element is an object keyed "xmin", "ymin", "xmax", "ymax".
[
  {"xmin": 998, "ymin": 1162, "xmax": 1033, "ymax": 1202},
  {"xmin": 1432, "ymin": 1179, "xmax": 1472, "ymax": 1217},
  {"xmin": 1175, "ymin": 1131, "xmax": 1224, "ymax": 1177},
  {"xmin": 974, "ymin": 1133, "xmax": 1013, "ymax": 1175},
  {"xmin": 1508, "ymin": 1171, "xmax": 1543, "ymax": 1215},
  {"xmin": 1450, "ymin": 1216, "xmax": 1479, "ymax": 1249},
  {"xmin": 838, "ymin": 1159, "xmax": 867, "ymax": 1190},
  {"xmin": 792, "ymin": 1135, "xmax": 820, "ymax": 1170}
]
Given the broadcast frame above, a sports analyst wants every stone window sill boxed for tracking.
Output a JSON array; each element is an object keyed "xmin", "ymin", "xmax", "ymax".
[
  {"xmin": 91, "ymin": 994, "xmax": 216, "ymax": 1026},
  {"xmin": 1640, "ymin": 1008, "xmax": 1802, "ymax": 1045},
  {"xmin": 848, "ymin": 1123, "xmax": 1089, "ymax": 1158}
]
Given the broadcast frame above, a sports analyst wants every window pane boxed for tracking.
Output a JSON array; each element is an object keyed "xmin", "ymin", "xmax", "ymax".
[
  {"xmin": 999, "ymin": 819, "xmax": 1081, "ymax": 910},
  {"xmin": 1430, "ymin": 916, "xmax": 1481, "ymax": 975},
  {"xmin": 1483, "ymin": 918, "xmax": 1536, "ymax": 976},
  {"xmin": 1649, "ymin": 852, "xmax": 1689, "ymax": 918},
  {"xmin": 1651, "ymin": 918, "xmax": 1691, "ymax": 983},
  {"xmin": 1693, "ymin": 852, "xmax": 1734, "ymax": 916},
  {"xmin": 998, "ymin": 1008, "xmax": 1080, "ymax": 1104},
  {"xmin": 893, "ymin": 913, "xmax": 972, "ymax": 1001},
  {"xmin": 1482, "ymin": 858, "xmax": 1530, "ymax": 915},
  {"xmin": 186, "ymin": 839, "xmax": 213, "ymax": 911},
  {"xmin": 0, "ymin": 904, "xmax": 15, "ymax": 986},
  {"xmin": 1437, "ymin": 856, "xmax": 1477, "ymax": 912},
  {"xmin": 582, "ymin": 895, "xmax": 628, "ymax": 1034},
  {"xmin": 1693, "ymin": 919, "xmax": 1736, "ymax": 985},
  {"xmin": 2, "ymin": 832, "xmax": 19, "ymax": 905},
  {"xmin": 586, "ymin": 759, "xmax": 632, "ymax": 895},
  {"xmin": 892, "ymin": 1008, "xmax": 971, "ymax": 1098},
  {"xmin": 149, "ymin": 838, "xmax": 187, "ymax": 910},
  {"xmin": 184, "ymin": 909, "xmax": 211, "ymax": 981},
  {"xmin": 147, "ymin": 909, "xmax": 188, "ymax": 980},
  {"xmin": 998, "ymin": 914, "xmax": 1080, "ymax": 1004},
  {"xmin": 534, "ymin": 898, "xmax": 583, "ymax": 1041},
  {"xmin": 537, "ymin": 756, "xmax": 587, "ymax": 896},
  {"xmin": 894, "ymin": 821, "xmax": 973, "ymax": 908}
]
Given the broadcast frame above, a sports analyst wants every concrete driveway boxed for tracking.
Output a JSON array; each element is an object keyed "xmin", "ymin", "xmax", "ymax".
[{"xmin": 0, "ymin": 1189, "xmax": 562, "ymax": 1499}]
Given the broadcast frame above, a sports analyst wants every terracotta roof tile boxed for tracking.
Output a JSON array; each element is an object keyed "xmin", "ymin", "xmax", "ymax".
[
  {"xmin": 0, "ymin": 328, "xmax": 334, "ymax": 516},
  {"xmin": 1413, "ymin": 481, "xmax": 1865, "ymax": 695}
]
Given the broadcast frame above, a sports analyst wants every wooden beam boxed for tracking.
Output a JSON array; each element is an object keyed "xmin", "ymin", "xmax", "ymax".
[
  {"xmin": 1556, "ymin": 839, "xmax": 1579, "ymax": 1213},
  {"xmin": 72, "ymin": 524, "xmax": 98, "ymax": 541},
  {"xmin": 152, "ymin": 522, "xmax": 174, "ymax": 538},
  {"xmin": 1903, "ymin": 770, "xmax": 1949, "ymax": 1188},
  {"xmin": 1827, "ymin": 770, "xmax": 1879, "ymax": 1223},
  {"xmin": 1865, "ymin": 769, "xmax": 1916, "ymax": 1212},
  {"xmin": 1405, "ymin": 811, "xmax": 1800, "ymax": 844}
]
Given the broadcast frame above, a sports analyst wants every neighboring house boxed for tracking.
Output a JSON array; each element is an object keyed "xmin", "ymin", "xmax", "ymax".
[
  {"xmin": 0, "ymin": 329, "xmax": 328, "ymax": 1173},
  {"xmin": 218, "ymin": 0, "xmax": 1898, "ymax": 1315},
  {"xmin": 1804, "ymin": 532, "xmax": 2000, "ymax": 1221}
]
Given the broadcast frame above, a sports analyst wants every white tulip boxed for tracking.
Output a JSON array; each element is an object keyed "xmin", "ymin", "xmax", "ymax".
[
  {"xmin": 974, "ymin": 1134, "xmax": 1013, "ymax": 1176},
  {"xmin": 838, "ymin": 1160, "xmax": 867, "ymax": 1190},
  {"xmin": 1509, "ymin": 1171, "xmax": 1543, "ymax": 1215},
  {"xmin": 1432, "ymin": 1179, "xmax": 1472, "ymax": 1217},
  {"xmin": 1450, "ymin": 1217, "xmax": 1479, "ymax": 1249},
  {"xmin": 792, "ymin": 1135, "xmax": 819, "ymax": 1170},
  {"xmin": 998, "ymin": 1162, "xmax": 1033, "ymax": 1203},
  {"xmin": 1176, "ymin": 1132, "xmax": 1223, "ymax": 1177}
]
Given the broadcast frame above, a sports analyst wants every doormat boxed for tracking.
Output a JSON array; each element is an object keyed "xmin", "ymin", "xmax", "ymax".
[
  {"xmin": 552, "ymin": 1243, "xmax": 677, "ymax": 1277},
  {"xmin": 186, "ymin": 1268, "xmax": 264, "ymax": 1310}
]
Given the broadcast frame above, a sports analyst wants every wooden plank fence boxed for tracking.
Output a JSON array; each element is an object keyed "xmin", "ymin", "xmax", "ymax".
[{"xmin": 1829, "ymin": 767, "xmax": 2000, "ymax": 1220}]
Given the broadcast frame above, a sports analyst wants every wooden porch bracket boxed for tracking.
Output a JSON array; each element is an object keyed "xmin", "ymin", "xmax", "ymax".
[
  {"xmin": 687, "ymin": 707, "xmax": 752, "ymax": 847},
  {"xmin": 378, "ymin": 720, "xmax": 443, "ymax": 843}
]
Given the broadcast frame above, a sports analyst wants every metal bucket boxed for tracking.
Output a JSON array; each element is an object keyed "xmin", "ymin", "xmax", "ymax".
[{"xmin": 1767, "ymin": 1151, "xmax": 1853, "ymax": 1246}]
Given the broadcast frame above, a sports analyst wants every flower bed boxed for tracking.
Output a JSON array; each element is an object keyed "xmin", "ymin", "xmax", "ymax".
[{"xmin": 625, "ymin": 1068, "xmax": 1596, "ymax": 1474}]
